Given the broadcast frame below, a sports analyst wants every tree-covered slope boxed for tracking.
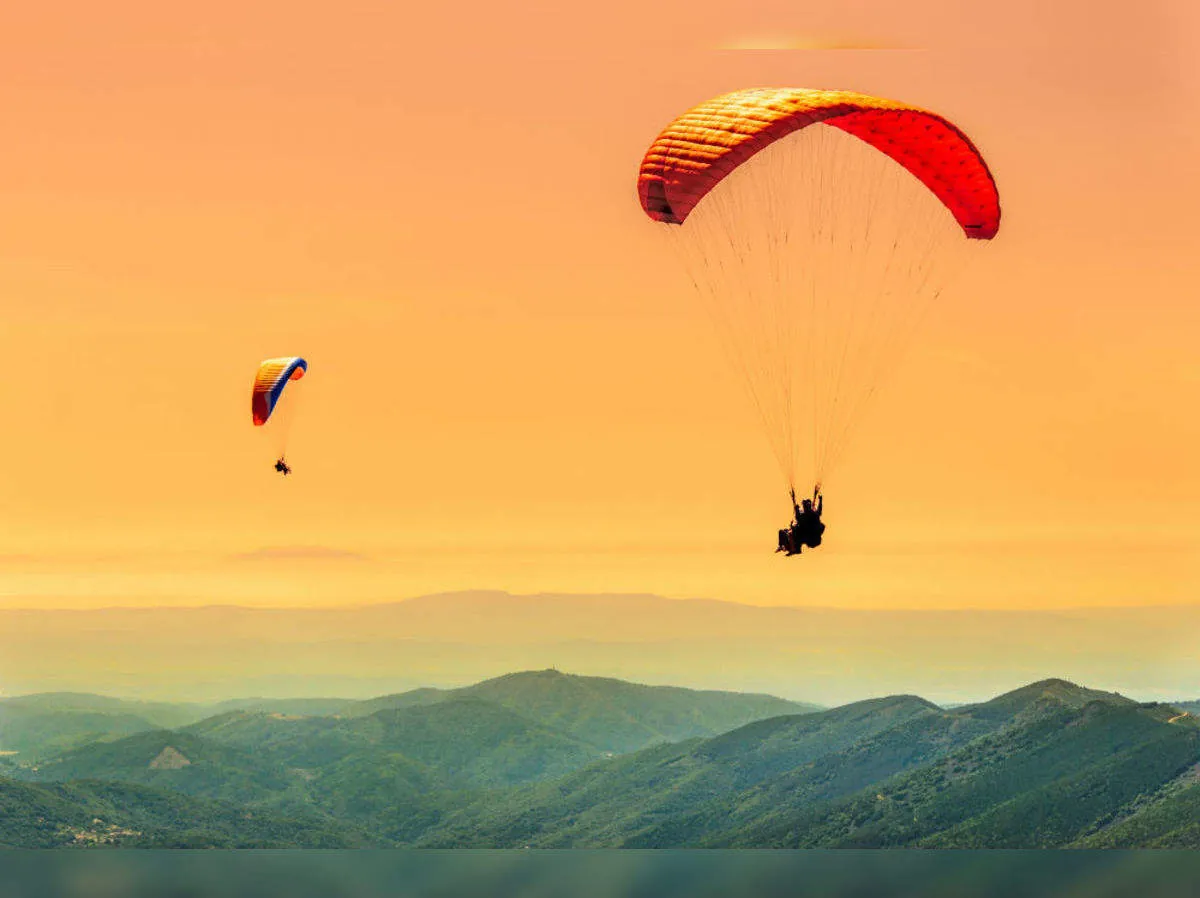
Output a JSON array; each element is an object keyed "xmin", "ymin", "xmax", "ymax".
[{"xmin": 344, "ymin": 670, "xmax": 816, "ymax": 753}]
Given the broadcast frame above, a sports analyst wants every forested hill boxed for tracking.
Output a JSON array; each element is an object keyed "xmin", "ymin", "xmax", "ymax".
[{"xmin": 4, "ymin": 674, "xmax": 1200, "ymax": 848}]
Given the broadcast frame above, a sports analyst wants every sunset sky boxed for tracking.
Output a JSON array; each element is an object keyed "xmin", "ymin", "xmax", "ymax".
[{"xmin": 0, "ymin": 0, "xmax": 1197, "ymax": 610}]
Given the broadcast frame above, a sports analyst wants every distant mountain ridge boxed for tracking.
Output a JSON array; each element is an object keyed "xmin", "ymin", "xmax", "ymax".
[
  {"xmin": 1, "ymin": 591, "xmax": 1198, "ymax": 704},
  {"xmin": 0, "ymin": 670, "xmax": 814, "ymax": 763},
  {"xmin": 345, "ymin": 669, "xmax": 814, "ymax": 753},
  {"xmin": 0, "ymin": 693, "xmax": 356, "ymax": 762}
]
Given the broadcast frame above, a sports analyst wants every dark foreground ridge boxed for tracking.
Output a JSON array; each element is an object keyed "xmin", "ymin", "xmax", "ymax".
[{"xmin": 2, "ymin": 672, "xmax": 1198, "ymax": 848}]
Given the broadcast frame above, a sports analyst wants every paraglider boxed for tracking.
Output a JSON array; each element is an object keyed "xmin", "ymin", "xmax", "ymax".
[
  {"xmin": 777, "ymin": 487, "xmax": 824, "ymax": 556},
  {"xmin": 252, "ymin": 357, "xmax": 307, "ymax": 476},
  {"xmin": 637, "ymin": 88, "xmax": 1000, "ymax": 553}
]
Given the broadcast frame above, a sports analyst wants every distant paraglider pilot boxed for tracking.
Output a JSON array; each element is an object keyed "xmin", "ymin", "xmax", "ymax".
[
  {"xmin": 776, "ymin": 486, "xmax": 824, "ymax": 556},
  {"xmin": 252, "ymin": 356, "xmax": 307, "ymax": 477}
]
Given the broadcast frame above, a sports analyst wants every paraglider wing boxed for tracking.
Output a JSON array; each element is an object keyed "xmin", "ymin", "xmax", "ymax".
[
  {"xmin": 636, "ymin": 87, "xmax": 1001, "ymax": 494},
  {"xmin": 251, "ymin": 357, "xmax": 307, "ymax": 426},
  {"xmin": 638, "ymin": 88, "xmax": 999, "ymax": 238}
]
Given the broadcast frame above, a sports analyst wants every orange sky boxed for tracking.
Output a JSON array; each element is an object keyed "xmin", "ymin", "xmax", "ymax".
[{"xmin": 0, "ymin": 0, "xmax": 1198, "ymax": 609}]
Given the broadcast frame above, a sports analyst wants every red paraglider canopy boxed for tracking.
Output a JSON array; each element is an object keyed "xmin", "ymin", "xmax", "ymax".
[{"xmin": 638, "ymin": 88, "xmax": 1000, "ymax": 239}]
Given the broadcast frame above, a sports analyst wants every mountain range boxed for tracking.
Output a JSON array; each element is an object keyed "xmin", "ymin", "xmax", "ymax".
[
  {"xmin": 2, "ymin": 669, "xmax": 1200, "ymax": 848},
  {"xmin": 2, "ymin": 591, "xmax": 1198, "ymax": 705}
]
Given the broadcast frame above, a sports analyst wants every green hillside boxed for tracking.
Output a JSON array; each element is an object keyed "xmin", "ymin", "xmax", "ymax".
[
  {"xmin": 0, "ymin": 776, "xmax": 370, "ymax": 847},
  {"xmin": 718, "ymin": 697, "xmax": 1199, "ymax": 848},
  {"xmin": 187, "ymin": 696, "xmax": 603, "ymax": 789},
  {"xmin": 3, "ymin": 671, "xmax": 822, "ymax": 846},
  {"xmin": 205, "ymin": 698, "xmax": 357, "ymax": 717},
  {"xmin": 9, "ymin": 673, "xmax": 1200, "ymax": 849},
  {"xmin": 954, "ymin": 678, "xmax": 1135, "ymax": 723},
  {"xmin": 19, "ymin": 692, "xmax": 613, "ymax": 842},
  {"xmin": 344, "ymin": 687, "xmax": 452, "ymax": 716},
  {"xmin": 416, "ymin": 680, "xmax": 1200, "ymax": 849},
  {"xmin": 344, "ymin": 670, "xmax": 815, "ymax": 754},
  {"xmin": 1, "ymin": 694, "xmax": 205, "ymax": 728},
  {"xmin": 23, "ymin": 730, "xmax": 300, "ymax": 806},
  {"xmin": 0, "ymin": 707, "xmax": 160, "ymax": 761},
  {"xmin": 418, "ymin": 695, "xmax": 941, "ymax": 847},
  {"xmin": 0, "ymin": 693, "xmax": 358, "ymax": 762},
  {"xmin": 1077, "ymin": 774, "xmax": 1200, "ymax": 847}
]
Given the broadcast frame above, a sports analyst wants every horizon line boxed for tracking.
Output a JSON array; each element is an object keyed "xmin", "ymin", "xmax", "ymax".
[
  {"xmin": 0, "ymin": 669, "xmax": 1168, "ymax": 710},
  {"xmin": 1, "ymin": 588, "xmax": 1197, "ymax": 615}
]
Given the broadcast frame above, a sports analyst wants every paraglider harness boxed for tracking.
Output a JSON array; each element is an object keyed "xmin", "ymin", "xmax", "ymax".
[
  {"xmin": 777, "ymin": 485, "xmax": 824, "ymax": 556},
  {"xmin": 274, "ymin": 457, "xmax": 292, "ymax": 476}
]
